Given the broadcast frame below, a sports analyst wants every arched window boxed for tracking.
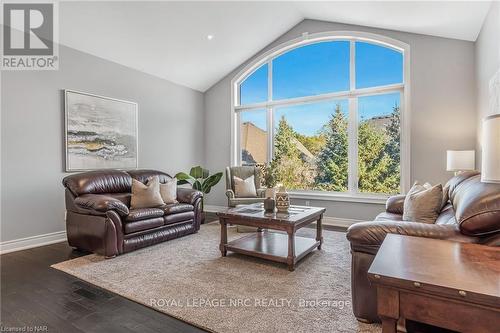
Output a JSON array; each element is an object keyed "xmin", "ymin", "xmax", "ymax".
[{"xmin": 232, "ymin": 32, "xmax": 409, "ymax": 199}]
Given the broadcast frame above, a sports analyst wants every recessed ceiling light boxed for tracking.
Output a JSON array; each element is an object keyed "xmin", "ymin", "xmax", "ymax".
[{"xmin": 207, "ymin": 35, "xmax": 214, "ymax": 40}]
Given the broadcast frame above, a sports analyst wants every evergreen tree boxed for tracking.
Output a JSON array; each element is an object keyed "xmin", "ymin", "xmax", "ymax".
[
  {"xmin": 315, "ymin": 104, "xmax": 349, "ymax": 191},
  {"xmin": 273, "ymin": 116, "xmax": 299, "ymax": 162},
  {"xmin": 271, "ymin": 116, "xmax": 314, "ymax": 189},
  {"xmin": 385, "ymin": 105, "xmax": 401, "ymax": 190},
  {"xmin": 358, "ymin": 120, "xmax": 399, "ymax": 194}
]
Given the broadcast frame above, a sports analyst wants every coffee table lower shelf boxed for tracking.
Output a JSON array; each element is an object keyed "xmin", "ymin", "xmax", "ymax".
[{"xmin": 225, "ymin": 231, "xmax": 320, "ymax": 271}]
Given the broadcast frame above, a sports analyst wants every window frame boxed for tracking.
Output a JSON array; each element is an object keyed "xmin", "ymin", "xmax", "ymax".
[{"xmin": 231, "ymin": 31, "xmax": 411, "ymax": 203}]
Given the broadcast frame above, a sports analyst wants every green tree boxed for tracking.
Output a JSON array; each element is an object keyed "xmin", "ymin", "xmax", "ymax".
[
  {"xmin": 294, "ymin": 133, "xmax": 326, "ymax": 155},
  {"xmin": 358, "ymin": 120, "xmax": 399, "ymax": 194},
  {"xmin": 384, "ymin": 105, "xmax": 401, "ymax": 190},
  {"xmin": 315, "ymin": 104, "xmax": 349, "ymax": 191},
  {"xmin": 271, "ymin": 116, "xmax": 315, "ymax": 189}
]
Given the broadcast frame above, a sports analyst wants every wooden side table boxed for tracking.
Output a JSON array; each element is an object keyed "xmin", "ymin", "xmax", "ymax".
[{"xmin": 368, "ymin": 235, "xmax": 500, "ymax": 333}]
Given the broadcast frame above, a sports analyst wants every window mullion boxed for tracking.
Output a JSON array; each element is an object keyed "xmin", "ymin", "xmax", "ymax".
[
  {"xmin": 235, "ymin": 112, "xmax": 241, "ymax": 165},
  {"xmin": 350, "ymin": 40, "xmax": 356, "ymax": 91},
  {"xmin": 348, "ymin": 98, "xmax": 358, "ymax": 194},
  {"xmin": 348, "ymin": 40, "xmax": 358, "ymax": 194},
  {"xmin": 267, "ymin": 106, "xmax": 274, "ymax": 163},
  {"xmin": 267, "ymin": 60, "xmax": 273, "ymax": 102}
]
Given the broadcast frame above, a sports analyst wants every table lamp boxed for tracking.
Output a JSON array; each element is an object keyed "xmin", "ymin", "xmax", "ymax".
[
  {"xmin": 481, "ymin": 114, "xmax": 500, "ymax": 183},
  {"xmin": 446, "ymin": 150, "xmax": 475, "ymax": 175}
]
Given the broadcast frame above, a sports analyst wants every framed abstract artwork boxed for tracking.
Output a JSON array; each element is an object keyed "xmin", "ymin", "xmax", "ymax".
[{"xmin": 64, "ymin": 90, "xmax": 138, "ymax": 172}]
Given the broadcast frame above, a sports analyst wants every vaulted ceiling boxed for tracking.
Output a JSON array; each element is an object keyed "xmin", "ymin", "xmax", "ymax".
[{"xmin": 60, "ymin": 1, "xmax": 492, "ymax": 92}]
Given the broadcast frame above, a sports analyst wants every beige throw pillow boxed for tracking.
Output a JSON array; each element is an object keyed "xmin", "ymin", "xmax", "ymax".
[
  {"xmin": 130, "ymin": 176, "xmax": 165, "ymax": 209},
  {"xmin": 160, "ymin": 178, "xmax": 178, "ymax": 204},
  {"xmin": 403, "ymin": 182, "xmax": 443, "ymax": 224},
  {"xmin": 233, "ymin": 175, "xmax": 257, "ymax": 198}
]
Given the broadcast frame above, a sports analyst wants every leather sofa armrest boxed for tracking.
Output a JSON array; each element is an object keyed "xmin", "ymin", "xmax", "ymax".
[
  {"xmin": 225, "ymin": 189, "xmax": 235, "ymax": 199},
  {"xmin": 74, "ymin": 194, "xmax": 129, "ymax": 216},
  {"xmin": 385, "ymin": 194, "xmax": 406, "ymax": 214},
  {"xmin": 177, "ymin": 188, "xmax": 203, "ymax": 205},
  {"xmin": 346, "ymin": 221, "xmax": 476, "ymax": 255}
]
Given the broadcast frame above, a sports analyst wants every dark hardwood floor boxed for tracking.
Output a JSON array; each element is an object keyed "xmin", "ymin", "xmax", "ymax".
[
  {"xmin": 1, "ymin": 241, "xmax": 208, "ymax": 333},
  {"xmin": 1, "ymin": 219, "xmax": 345, "ymax": 333}
]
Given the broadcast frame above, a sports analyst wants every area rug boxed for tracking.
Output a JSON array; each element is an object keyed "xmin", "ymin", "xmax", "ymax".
[{"xmin": 52, "ymin": 223, "xmax": 380, "ymax": 333}]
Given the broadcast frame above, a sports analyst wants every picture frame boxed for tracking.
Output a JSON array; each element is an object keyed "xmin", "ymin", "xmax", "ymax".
[{"xmin": 64, "ymin": 89, "xmax": 138, "ymax": 172}]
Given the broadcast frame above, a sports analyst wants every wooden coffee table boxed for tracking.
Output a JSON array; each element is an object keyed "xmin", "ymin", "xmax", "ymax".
[
  {"xmin": 368, "ymin": 234, "xmax": 500, "ymax": 333},
  {"xmin": 217, "ymin": 204, "xmax": 325, "ymax": 271}
]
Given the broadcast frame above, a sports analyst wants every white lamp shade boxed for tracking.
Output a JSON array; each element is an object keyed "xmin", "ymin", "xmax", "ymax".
[
  {"xmin": 481, "ymin": 114, "xmax": 500, "ymax": 183},
  {"xmin": 446, "ymin": 150, "xmax": 475, "ymax": 171}
]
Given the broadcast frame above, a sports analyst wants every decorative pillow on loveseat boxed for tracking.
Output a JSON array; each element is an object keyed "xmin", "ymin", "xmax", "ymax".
[
  {"xmin": 403, "ymin": 182, "xmax": 443, "ymax": 224},
  {"xmin": 159, "ymin": 178, "xmax": 178, "ymax": 204},
  {"xmin": 130, "ymin": 175, "xmax": 165, "ymax": 209}
]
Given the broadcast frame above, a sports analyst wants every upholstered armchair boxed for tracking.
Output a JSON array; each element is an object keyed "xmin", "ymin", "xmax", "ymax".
[{"xmin": 225, "ymin": 166, "xmax": 266, "ymax": 207}]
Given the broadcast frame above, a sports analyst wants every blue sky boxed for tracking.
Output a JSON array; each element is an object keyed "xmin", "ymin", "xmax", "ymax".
[{"xmin": 240, "ymin": 41, "xmax": 402, "ymax": 136}]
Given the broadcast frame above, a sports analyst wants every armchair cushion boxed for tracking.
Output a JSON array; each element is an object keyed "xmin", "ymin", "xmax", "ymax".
[
  {"xmin": 177, "ymin": 188, "xmax": 203, "ymax": 205},
  {"xmin": 74, "ymin": 194, "xmax": 130, "ymax": 216},
  {"xmin": 233, "ymin": 175, "xmax": 257, "ymax": 197}
]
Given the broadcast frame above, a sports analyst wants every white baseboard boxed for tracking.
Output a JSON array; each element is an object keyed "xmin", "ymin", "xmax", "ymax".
[
  {"xmin": 322, "ymin": 216, "xmax": 361, "ymax": 228},
  {"xmin": 204, "ymin": 204, "xmax": 227, "ymax": 213},
  {"xmin": 204, "ymin": 205, "xmax": 362, "ymax": 228},
  {"xmin": 0, "ymin": 231, "xmax": 67, "ymax": 255}
]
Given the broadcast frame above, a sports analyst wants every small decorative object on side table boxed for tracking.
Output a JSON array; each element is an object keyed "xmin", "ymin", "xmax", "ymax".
[
  {"xmin": 264, "ymin": 187, "xmax": 276, "ymax": 212},
  {"xmin": 264, "ymin": 197, "xmax": 275, "ymax": 213},
  {"xmin": 275, "ymin": 185, "xmax": 290, "ymax": 212},
  {"xmin": 368, "ymin": 234, "xmax": 500, "ymax": 333}
]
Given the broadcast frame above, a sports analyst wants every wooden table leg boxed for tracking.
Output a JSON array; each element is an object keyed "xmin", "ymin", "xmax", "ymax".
[
  {"xmin": 287, "ymin": 230, "xmax": 296, "ymax": 271},
  {"xmin": 377, "ymin": 287, "xmax": 399, "ymax": 333},
  {"xmin": 316, "ymin": 214, "xmax": 323, "ymax": 250},
  {"xmin": 219, "ymin": 218, "xmax": 227, "ymax": 257},
  {"xmin": 380, "ymin": 317, "xmax": 397, "ymax": 333}
]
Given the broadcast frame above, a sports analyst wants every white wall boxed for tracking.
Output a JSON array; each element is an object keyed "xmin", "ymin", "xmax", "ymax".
[
  {"xmin": 475, "ymin": 2, "xmax": 500, "ymax": 164},
  {"xmin": 204, "ymin": 19, "xmax": 477, "ymax": 220},
  {"xmin": 1, "ymin": 45, "xmax": 204, "ymax": 243}
]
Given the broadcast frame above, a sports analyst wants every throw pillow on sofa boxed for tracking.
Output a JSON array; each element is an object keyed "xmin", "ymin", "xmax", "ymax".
[
  {"xmin": 403, "ymin": 182, "xmax": 443, "ymax": 224},
  {"xmin": 233, "ymin": 175, "xmax": 257, "ymax": 197},
  {"xmin": 160, "ymin": 178, "xmax": 178, "ymax": 204},
  {"xmin": 130, "ymin": 175, "xmax": 165, "ymax": 209}
]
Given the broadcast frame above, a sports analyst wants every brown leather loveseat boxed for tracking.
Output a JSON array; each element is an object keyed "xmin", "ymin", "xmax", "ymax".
[
  {"xmin": 63, "ymin": 169, "xmax": 203, "ymax": 258},
  {"xmin": 346, "ymin": 171, "xmax": 500, "ymax": 323}
]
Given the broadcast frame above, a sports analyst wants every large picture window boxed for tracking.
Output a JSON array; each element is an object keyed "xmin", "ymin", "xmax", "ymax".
[{"xmin": 233, "ymin": 33, "xmax": 409, "ymax": 199}]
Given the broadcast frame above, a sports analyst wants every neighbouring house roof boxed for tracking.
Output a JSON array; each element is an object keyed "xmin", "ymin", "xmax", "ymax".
[
  {"xmin": 241, "ymin": 122, "xmax": 314, "ymax": 163},
  {"xmin": 241, "ymin": 122, "xmax": 267, "ymax": 163}
]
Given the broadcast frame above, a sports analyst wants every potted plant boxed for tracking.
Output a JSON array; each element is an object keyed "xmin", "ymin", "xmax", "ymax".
[{"xmin": 175, "ymin": 166, "xmax": 223, "ymax": 221}]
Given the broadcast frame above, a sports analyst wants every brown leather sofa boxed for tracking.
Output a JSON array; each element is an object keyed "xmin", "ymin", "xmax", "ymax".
[
  {"xmin": 62, "ymin": 169, "xmax": 203, "ymax": 258},
  {"xmin": 346, "ymin": 171, "xmax": 500, "ymax": 323}
]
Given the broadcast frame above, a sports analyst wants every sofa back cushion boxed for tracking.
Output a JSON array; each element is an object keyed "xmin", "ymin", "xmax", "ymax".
[
  {"xmin": 127, "ymin": 169, "xmax": 173, "ymax": 184},
  {"xmin": 452, "ymin": 174, "xmax": 500, "ymax": 236},
  {"xmin": 446, "ymin": 170, "xmax": 480, "ymax": 203},
  {"xmin": 63, "ymin": 170, "xmax": 132, "ymax": 196}
]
